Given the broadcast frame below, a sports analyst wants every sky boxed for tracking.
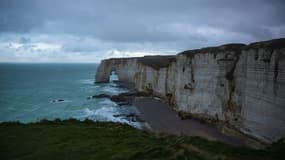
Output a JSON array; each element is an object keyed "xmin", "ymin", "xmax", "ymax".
[{"xmin": 0, "ymin": 0, "xmax": 284, "ymax": 63}]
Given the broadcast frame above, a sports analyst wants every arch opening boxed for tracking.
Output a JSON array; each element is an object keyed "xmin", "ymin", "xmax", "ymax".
[{"xmin": 109, "ymin": 70, "xmax": 119, "ymax": 83}]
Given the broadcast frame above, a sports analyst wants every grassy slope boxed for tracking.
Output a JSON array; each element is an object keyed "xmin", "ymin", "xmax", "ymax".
[{"xmin": 0, "ymin": 119, "xmax": 284, "ymax": 160}]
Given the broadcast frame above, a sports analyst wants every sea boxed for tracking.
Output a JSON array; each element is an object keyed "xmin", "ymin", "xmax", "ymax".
[{"xmin": 0, "ymin": 63, "xmax": 143, "ymax": 128}]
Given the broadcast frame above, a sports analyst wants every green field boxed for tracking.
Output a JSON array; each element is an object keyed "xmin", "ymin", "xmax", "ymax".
[{"xmin": 0, "ymin": 119, "xmax": 284, "ymax": 160}]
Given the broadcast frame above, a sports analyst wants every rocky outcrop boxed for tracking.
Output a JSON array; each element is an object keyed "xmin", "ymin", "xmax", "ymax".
[{"xmin": 95, "ymin": 38, "xmax": 285, "ymax": 143}]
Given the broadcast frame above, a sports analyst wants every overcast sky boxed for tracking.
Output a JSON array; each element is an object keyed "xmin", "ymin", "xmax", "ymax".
[{"xmin": 0, "ymin": 0, "xmax": 284, "ymax": 62}]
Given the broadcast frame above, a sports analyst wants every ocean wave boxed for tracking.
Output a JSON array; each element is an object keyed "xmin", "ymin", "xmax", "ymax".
[
  {"xmin": 78, "ymin": 79, "xmax": 94, "ymax": 85},
  {"xmin": 100, "ymin": 85, "xmax": 128, "ymax": 95},
  {"xmin": 82, "ymin": 107, "xmax": 126, "ymax": 122},
  {"xmin": 80, "ymin": 106, "xmax": 143, "ymax": 128},
  {"xmin": 78, "ymin": 80, "xmax": 143, "ymax": 128},
  {"xmin": 99, "ymin": 99, "xmax": 117, "ymax": 106}
]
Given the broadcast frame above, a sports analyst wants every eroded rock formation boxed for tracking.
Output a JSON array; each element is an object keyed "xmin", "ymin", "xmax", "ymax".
[{"xmin": 95, "ymin": 38, "xmax": 285, "ymax": 143}]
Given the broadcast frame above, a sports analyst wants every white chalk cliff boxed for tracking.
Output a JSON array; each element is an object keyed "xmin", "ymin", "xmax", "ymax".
[{"xmin": 96, "ymin": 38, "xmax": 285, "ymax": 143}]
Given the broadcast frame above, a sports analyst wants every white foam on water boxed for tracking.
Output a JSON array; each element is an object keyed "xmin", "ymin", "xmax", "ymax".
[
  {"xmin": 101, "ymin": 85, "xmax": 117, "ymax": 93},
  {"xmin": 78, "ymin": 80, "xmax": 145, "ymax": 128},
  {"xmin": 100, "ymin": 84, "xmax": 128, "ymax": 95},
  {"xmin": 81, "ymin": 107, "xmax": 127, "ymax": 123},
  {"xmin": 99, "ymin": 99, "xmax": 117, "ymax": 106},
  {"xmin": 78, "ymin": 79, "xmax": 94, "ymax": 85},
  {"xmin": 80, "ymin": 104, "xmax": 144, "ymax": 128}
]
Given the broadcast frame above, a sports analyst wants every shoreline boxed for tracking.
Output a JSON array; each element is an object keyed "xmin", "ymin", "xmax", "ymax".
[
  {"xmin": 94, "ymin": 82, "xmax": 265, "ymax": 148},
  {"xmin": 134, "ymin": 97, "xmax": 247, "ymax": 146}
]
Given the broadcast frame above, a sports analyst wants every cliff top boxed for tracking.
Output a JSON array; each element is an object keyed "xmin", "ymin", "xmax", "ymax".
[
  {"xmin": 101, "ymin": 38, "xmax": 285, "ymax": 69},
  {"xmin": 180, "ymin": 38, "xmax": 285, "ymax": 57},
  {"xmin": 247, "ymin": 38, "xmax": 285, "ymax": 49},
  {"xmin": 137, "ymin": 55, "xmax": 176, "ymax": 70},
  {"xmin": 104, "ymin": 55, "xmax": 176, "ymax": 70},
  {"xmin": 103, "ymin": 38, "xmax": 285, "ymax": 62},
  {"xmin": 180, "ymin": 43, "xmax": 246, "ymax": 57}
]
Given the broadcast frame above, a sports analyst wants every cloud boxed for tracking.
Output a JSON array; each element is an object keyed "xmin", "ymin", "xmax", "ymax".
[
  {"xmin": 0, "ymin": 0, "xmax": 284, "ymax": 62},
  {"xmin": 0, "ymin": 33, "xmax": 176, "ymax": 62}
]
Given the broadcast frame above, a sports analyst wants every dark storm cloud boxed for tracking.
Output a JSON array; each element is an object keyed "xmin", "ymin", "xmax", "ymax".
[
  {"xmin": 1, "ymin": 0, "xmax": 284, "ymax": 42},
  {"xmin": 0, "ymin": 0, "xmax": 284, "ymax": 62}
]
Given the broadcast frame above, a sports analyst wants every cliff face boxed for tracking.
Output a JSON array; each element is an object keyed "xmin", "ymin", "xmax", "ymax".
[
  {"xmin": 95, "ymin": 39, "xmax": 285, "ymax": 143},
  {"xmin": 95, "ymin": 58, "xmax": 139, "ymax": 83}
]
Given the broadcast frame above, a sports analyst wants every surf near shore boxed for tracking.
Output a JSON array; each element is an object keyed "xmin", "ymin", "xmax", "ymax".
[{"xmin": 93, "ymin": 82, "xmax": 252, "ymax": 147}]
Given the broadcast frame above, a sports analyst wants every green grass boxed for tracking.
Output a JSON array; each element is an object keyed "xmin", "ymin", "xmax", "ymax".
[{"xmin": 0, "ymin": 119, "xmax": 284, "ymax": 160}]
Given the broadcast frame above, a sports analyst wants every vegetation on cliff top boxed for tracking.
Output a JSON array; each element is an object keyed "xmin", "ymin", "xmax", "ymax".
[
  {"xmin": 138, "ymin": 55, "xmax": 176, "ymax": 70},
  {"xmin": 0, "ymin": 119, "xmax": 284, "ymax": 160},
  {"xmin": 179, "ymin": 38, "xmax": 285, "ymax": 57}
]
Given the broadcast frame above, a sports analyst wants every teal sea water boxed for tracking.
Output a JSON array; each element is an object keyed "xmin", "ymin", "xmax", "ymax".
[{"xmin": 0, "ymin": 63, "xmax": 141, "ymax": 127}]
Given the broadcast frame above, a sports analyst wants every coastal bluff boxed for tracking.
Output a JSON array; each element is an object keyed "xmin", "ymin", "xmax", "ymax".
[{"xmin": 95, "ymin": 38, "xmax": 285, "ymax": 144}]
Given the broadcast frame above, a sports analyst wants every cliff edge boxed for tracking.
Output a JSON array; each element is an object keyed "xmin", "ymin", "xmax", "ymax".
[{"xmin": 95, "ymin": 38, "xmax": 285, "ymax": 144}]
